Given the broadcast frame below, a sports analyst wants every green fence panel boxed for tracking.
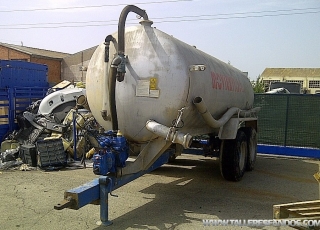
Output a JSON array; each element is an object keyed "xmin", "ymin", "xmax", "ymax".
[
  {"xmin": 286, "ymin": 95, "xmax": 320, "ymax": 148},
  {"xmin": 254, "ymin": 94, "xmax": 320, "ymax": 149},
  {"xmin": 254, "ymin": 94, "xmax": 287, "ymax": 146}
]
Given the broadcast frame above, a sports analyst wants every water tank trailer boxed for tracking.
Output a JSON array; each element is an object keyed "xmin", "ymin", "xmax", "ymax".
[{"xmin": 55, "ymin": 5, "xmax": 259, "ymax": 226}]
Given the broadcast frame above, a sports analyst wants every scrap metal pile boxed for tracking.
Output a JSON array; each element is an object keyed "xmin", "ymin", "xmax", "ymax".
[{"xmin": 0, "ymin": 81, "xmax": 101, "ymax": 171}]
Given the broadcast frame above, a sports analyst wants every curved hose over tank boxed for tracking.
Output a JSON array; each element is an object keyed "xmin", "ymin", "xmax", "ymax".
[
  {"xmin": 118, "ymin": 5, "xmax": 149, "ymax": 55},
  {"xmin": 108, "ymin": 5, "xmax": 149, "ymax": 130},
  {"xmin": 116, "ymin": 5, "xmax": 149, "ymax": 82}
]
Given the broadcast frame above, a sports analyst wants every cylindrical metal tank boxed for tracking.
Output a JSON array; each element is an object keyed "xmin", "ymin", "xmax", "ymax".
[{"xmin": 86, "ymin": 20, "xmax": 254, "ymax": 143}]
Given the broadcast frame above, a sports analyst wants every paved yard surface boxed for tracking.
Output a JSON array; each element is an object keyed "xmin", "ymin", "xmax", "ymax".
[{"xmin": 0, "ymin": 154, "xmax": 319, "ymax": 229}]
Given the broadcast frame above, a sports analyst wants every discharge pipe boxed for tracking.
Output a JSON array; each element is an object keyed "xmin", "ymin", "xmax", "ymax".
[
  {"xmin": 76, "ymin": 95, "xmax": 90, "ymax": 110},
  {"xmin": 146, "ymin": 120, "xmax": 192, "ymax": 149},
  {"xmin": 193, "ymin": 97, "xmax": 241, "ymax": 128},
  {"xmin": 193, "ymin": 97, "xmax": 260, "ymax": 128}
]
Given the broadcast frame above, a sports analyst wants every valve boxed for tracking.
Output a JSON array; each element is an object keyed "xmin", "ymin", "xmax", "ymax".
[{"xmin": 116, "ymin": 54, "xmax": 126, "ymax": 82}]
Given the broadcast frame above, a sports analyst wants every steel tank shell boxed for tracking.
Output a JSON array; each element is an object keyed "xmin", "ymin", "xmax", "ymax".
[{"xmin": 86, "ymin": 23, "xmax": 254, "ymax": 143}]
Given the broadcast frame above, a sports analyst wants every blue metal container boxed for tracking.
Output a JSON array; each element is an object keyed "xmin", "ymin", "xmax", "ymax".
[
  {"xmin": 0, "ymin": 60, "xmax": 48, "ymax": 88},
  {"xmin": 0, "ymin": 60, "xmax": 49, "ymax": 141}
]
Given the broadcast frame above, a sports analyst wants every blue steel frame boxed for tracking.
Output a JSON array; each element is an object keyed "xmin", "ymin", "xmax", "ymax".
[
  {"xmin": 0, "ymin": 88, "xmax": 10, "ymax": 140},
  {"xmin": 183, "ymin": 144, "xmax": 320, "ymax": 159},
  {"xmin": 0, "ymin": 87, "xmax": 48, "ymax": 141},
  {"xmin": 258, "ymin": 144, "xmax": 320, "ymax": 159},
  {"xmin": 59, "ymin": 151, "xmax": 170, "ymax": 226}
]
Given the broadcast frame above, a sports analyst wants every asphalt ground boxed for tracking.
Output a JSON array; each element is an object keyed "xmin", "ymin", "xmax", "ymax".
[{"xmin": 0, "ymin": 154, "xmax": 319, "ymax": 230}]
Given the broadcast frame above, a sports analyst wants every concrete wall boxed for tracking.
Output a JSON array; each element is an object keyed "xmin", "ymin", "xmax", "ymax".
[{"xmin": 62, "ymin": 46, "xmax": 97, "ymax": 83}]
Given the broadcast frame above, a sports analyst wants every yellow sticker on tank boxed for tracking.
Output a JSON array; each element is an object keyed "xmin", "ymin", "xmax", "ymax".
[{"xmin": 150, "ymin": 77, "xmax": 157, "ymax": 90}]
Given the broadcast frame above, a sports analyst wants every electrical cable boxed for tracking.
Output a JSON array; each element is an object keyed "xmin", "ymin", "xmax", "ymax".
[
  {"xmin": 1, "ymin": 6, "xmax": 319, "ymax": 27},
  {"xmin": 0, "ymin": 0, "xmax": 192, "ymax": 13},
  {"xmin": 0, "ymin": 8, "xmax": 319, "ymax": 30}
]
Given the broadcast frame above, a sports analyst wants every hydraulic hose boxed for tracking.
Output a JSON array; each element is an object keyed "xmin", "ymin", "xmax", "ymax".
[
  {"xmin": 109, "ymin": 58, "xmax": 122, "ymax": 130},
  {"xmin": 108, "ymin": 5, "xmax": 149, "ymax": 130},
  {"xmin": 118, "ymin": 5, "xmax": 149, "ymax": 55},
  {"xmin": 101, "ymin": 35, "xmax": 115, "ymax": 121},
  {"xmin": 104, "ymin": 35, "xmax": 115, "ymax": 63}
]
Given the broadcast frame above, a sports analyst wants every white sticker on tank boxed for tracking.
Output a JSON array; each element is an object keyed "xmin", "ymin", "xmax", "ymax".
[
  {"xmin": 136, "ymin": 80, "xmax": 150, "ymax": 97},
  {"xmin": 149, "ymin": 90, "xmax": 160, "ymax": 98}
]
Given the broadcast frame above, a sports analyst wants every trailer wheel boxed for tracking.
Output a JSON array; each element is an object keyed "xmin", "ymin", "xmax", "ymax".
[
  {"xmin": 220, "ymin": 130, "xmax": 247, "ymax": 182},
  {"xmin": 243, "ymin": 127, "xmax": 257, "ymax": 171}
]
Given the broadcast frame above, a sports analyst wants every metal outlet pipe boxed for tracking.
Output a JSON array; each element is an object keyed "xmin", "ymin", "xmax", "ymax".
[
  {"xmin": 76, "ymin": 95, "xmax": 90, "ymax": 110},
  {"xmin": 193, "ymin": 96, "xmax": 240, "ymax": 128},
  {"xmin": 146, "ymin": 120, "xmax": 192, "ymax": 149}
]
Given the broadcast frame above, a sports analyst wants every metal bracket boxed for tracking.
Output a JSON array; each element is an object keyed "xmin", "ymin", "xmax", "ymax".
[
  {"xmin": 218, "ymin": 118, "xmax": 239, "ymax": 140},
  {"xmin": 54, "ymin": 196, "xmax": 74, "ymax": 210},
  {"xmin": 189, "ymin": 64, "xmax": 206, "ymax": 72}
]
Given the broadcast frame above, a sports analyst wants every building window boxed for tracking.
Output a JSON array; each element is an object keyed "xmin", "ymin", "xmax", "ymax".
[
  {"xmin": 285, "ymin": 80, "xmax": 304, "ymax": 90},
  {"xmin": 309, "ymin": 80, "xmax": 320, "ymax": 88}
]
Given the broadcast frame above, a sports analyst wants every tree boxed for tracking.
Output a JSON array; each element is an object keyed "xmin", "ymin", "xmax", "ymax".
[{"xmin": 253, "ymin": 76, "xmax": 265, "ymax": 93}]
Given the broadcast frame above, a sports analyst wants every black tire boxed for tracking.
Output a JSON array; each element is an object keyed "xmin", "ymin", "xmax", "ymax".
[
  {"xmin": 220, "ymin": 130, "xmax": 247, "ymax": 182},
  {"xmin": 240, "ymin": 127, "xmax": 257, "ymax": 171}
]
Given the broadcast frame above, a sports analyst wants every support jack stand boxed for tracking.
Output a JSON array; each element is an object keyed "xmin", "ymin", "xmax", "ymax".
[{"xmin": 55, "ymin": 152, "xmax": 171, "ymax": 226}]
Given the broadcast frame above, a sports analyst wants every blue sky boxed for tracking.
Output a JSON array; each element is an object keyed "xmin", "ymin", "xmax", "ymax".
[{"xmin": 0, "ymin": 0, "xmax": 319, "ymax": 80}]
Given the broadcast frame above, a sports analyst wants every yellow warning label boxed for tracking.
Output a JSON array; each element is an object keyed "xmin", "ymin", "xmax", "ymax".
[
  {"xmin": 150, "ymin": 77, "xmax": 157, "ymax": 90},
  {"xmin": 314, "ymin": 172, "xmax": 320, "ymax": 183}
]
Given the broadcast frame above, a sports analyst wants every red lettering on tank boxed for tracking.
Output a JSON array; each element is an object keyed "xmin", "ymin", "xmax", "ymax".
[{"xmin": 211, "ymin": 72, "xmax": 244, "ymax": 92}]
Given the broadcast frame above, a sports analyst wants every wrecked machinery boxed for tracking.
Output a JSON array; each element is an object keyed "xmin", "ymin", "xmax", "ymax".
[
  {"xmin": 0, "ymin": 83, "xmax": 97, "ymax": 170},
  {"xmin": 54, "ymin": 5, "xmax": 259, "ymax": 226}
]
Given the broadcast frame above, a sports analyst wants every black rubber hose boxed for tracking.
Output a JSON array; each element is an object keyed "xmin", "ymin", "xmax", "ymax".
[
  {"xmin": 104, "ymin": 35, "xmax": 114, "ymax": 63},
  {"xmin": 108, "ymin": 66, "xmax": 118, "ymax": 130},
  {"xmin": 109, "ymin": 5, "xmax": 149, "ymax": 131},
  {"xmin": 118, "ymin": 5, "xmax": 148, "ymax": 54},
  {"xmin": 104, "ymin": 35, "xmax": 118, "ymax": 130}
]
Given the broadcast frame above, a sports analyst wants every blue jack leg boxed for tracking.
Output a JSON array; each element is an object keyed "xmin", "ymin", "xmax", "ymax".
[{"xmin": 96, "ymin": 176, "xmax": 113, "ymax": 226}]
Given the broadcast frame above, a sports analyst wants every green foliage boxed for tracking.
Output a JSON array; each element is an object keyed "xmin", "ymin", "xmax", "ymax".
[{"xmin": 253, "ymin": 76, "xmax": 265, "ymax": 93}]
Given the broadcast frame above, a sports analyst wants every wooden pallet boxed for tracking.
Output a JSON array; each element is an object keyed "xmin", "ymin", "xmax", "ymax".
[
  {"xmin": 274, "ymin": 200, "xmax": 320, "ymax": 219},
  {"xmin": 274, "ymin": 200, "xmax": 320, "ymax": 229}
]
